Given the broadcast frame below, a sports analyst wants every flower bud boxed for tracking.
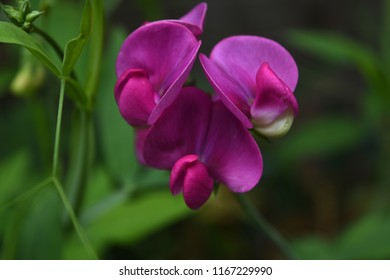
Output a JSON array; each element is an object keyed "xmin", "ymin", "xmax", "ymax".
[
  {"xmin": 1, "ymin": 4, "xmax": 23, "ymax": 26},
  {"xmin": 10, "ymin": 50, "xmax": 45, "ymax": 97},
  {"xmin": 1, "ymin": 1, "xmax": 44, "ymax": 32},
  {"xmin": 25, "ymin": 10, "xmax": 44, "ymax": 23},
  {"xmin": 252, "ymin": 107, "xmax": 295, "ymax": 138}
]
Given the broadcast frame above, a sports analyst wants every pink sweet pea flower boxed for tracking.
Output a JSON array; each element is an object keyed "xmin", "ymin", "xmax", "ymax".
[
  {"xmin": 142, "ymin": 87, "xmax": 263, "ymax": 209},
  {"xmin": 164, "ymin": 2, "xmax": 207, "ymax": 38},
  {"xmin": 200, "ymin": 36, "xmax": 298, "ymax": 137},
  {"xmin": 115, "ymin": 21, "xmax": 201, "ymax": 127}
]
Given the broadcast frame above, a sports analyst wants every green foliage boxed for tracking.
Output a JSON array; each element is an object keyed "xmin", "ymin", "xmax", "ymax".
[
  {"xmin": 84, "ymin": 0, "xmax": 104, "ymax": 103},
  {"xmin": 0, "ymin": 0, "xmax": 192, "ymax": 260},
  {"xmin": 0, "ymin": 21, "xmax": 60, "ymax": 76},
  {"xmin": 1, "ymin": 0, "xmax": 44, "ymax": 31},
  {"xmin": 61, "ymin": 0, "xmax": 92, "ymax": 78},
  {"xmin": 294, "ymin": 212, "xmax": 390, "ymax": 259},
  {"xmin": 1, "ymin": 0, "xmax": 390, "ymax": 261},
  {"xmin": 64, "ymin": 190, "xmax": 191, "ymax": 259}
]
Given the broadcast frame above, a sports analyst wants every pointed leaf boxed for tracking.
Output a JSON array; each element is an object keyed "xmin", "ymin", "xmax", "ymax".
[
  {"xmin": 0, "ymin": 21, "xmax": 60, "ymax": 77},
  {"xmin": 85, "ymin": 0, "xmax": 104, "ymax": 100},
  {"xmin": 61, "ymin": 0, "xmax": 92, "ymax": 77}
]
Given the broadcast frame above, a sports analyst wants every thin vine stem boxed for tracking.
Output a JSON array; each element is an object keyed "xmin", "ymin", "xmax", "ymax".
[
  {"xmin": 52, "ymin": 78, "xmax": 65, "ymax": 176},
  {"xmin": 51, "ymin": 78, "xmax": 97, "ymax": 258},
  {"xmin": 31, "ymin": 25, "xmax": 64, "ymax": 60},
  {"xmin": 52, "ymin": 177, "xmax": 98, "ymax": 259},
  {"xmin": 236, "ymin": 194, "xmax": 299, "ymax": 259},
  {"xmin": 31, "ymin": 26, "xmax": 80, "ymax": 84}
]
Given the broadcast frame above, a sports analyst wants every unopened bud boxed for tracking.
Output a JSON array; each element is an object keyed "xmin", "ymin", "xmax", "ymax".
[
  {"xmin": 252, "ymin": 107, "xmax": 295, "ymax": 138},
  {"xmin": 20, "ymin": 1, "xmax": 31, "ymax": 17},
  {"xmin": 25, "ymin": 10, "xmax": 44, "ymax": 22},
  {"xmin": 10, "ymin": 50, "xmax": 45, "ymax": 97},
  {"xmin": 1, "ymin": 4, "xmax": 23, "ymax": 25}
]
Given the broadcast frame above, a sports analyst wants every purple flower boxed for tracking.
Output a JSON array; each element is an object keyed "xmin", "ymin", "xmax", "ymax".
[
  {"xmin": 142, "ymin": 87, "xmax": 263, "ymax": 209},
  {"xmin": 163, "ymin": 2, "xmax": 207, "ymax": 38},
  {"xmin": 115, "ymin": 21, "xmax": 201, "ymax": 127},
  {"xmin": 200, "ymin": 36, "xmax": 298, "ymax": 137}
]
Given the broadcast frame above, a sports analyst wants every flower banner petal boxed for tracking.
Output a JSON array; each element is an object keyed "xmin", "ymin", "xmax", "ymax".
[
  {"xmin": 209, "ymin": 35, "xmax": 298, "ymax": 92},
  {"xmin": 116, "ymin": 22, "xmax": 200, "ymax": 124}
]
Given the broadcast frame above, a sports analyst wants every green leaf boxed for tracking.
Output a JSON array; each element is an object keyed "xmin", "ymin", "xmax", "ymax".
[
  {"xmin": 0, "ymin": 21, "xmax": 60, "ymax": 77},
  {"xmin": 61, "ymin": 0, "xmax": 92, "ymax": 77},
  {"xmin": 335, "ymin": 212, "xmax": 390, "ymax": 259},
  {"xmin": 84, "ymin": 0, "xmax": 104, "ymax": 103},
  {"xmin": 63, "ymin": 190, "xmax": 192, "ymax": 259},
  {"xmin": 293, "ymin": 212, "xmax": 390, "ymax": 259}
]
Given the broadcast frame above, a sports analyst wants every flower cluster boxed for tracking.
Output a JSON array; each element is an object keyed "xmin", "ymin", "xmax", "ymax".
[{"xmin": 114, "ymin": 3, "xmax": 298, "ymax": 209}]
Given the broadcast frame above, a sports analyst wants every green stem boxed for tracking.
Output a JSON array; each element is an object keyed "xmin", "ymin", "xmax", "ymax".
[
  {"xmin": 31, "ymin": 25, "xmax": 64, "ymax": 60},
  {"xmin": 31, "ymin": 26, "xmax": 80, "ymax": 83},
  {"xmin": 236, "ymin": 194, "xmax": 299, "ymax": 259},
  {"xmin": 52, "ymin": 177, "xmax": 98, "ymax": 259},
  {"xmin": 52, "ymin": 79, "xmax": 66, "ymax": 177},
  {"xmin": 85, "ymin": 0, "xmax": 104, "ymax": 108}
]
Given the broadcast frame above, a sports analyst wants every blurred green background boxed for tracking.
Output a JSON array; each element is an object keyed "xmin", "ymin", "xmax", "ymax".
[{"xmin": 0, "ymin": 0, "xmax": 389, "ymax": 259}]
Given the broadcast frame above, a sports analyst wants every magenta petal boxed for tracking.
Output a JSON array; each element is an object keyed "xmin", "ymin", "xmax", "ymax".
[
  {"xmin": 209, "ymin": 36, "xmax": 298, "ymax": 92},
  {"xmin": 143, "ymin": 87, "xmax": 212, "ymax": 169},
  {"xmin": 134, "ymin": 127, "xmax": 149, "ymax": 165},
  {"xmin": 116, "ymin": 22, "xmax": 199, "ymax": 124},
  {"xmin": 199, "ymin": 54, "xmax": 253, "ymax": 128},
  {"xmin": 177, "ymin": 2, "xmax": 207, "ymax": 37},
  {"xmin": 202, "ymin": 101, "xmax": 263, "ymax": 193},
  {"xmin": 148, "ymin": 40, "xmax": 201, "ymax": 124},
  {"xmin": 170, "ymin": 154, "xmax": 213, "ymax": 209},
  {"xmin": 251, "ymin": 63, "xmax": 298, "ymax": 126},
  {"xmin": 114, "ymin": 69, "xmax": 156, "ymax": 127},
  {"xmin": 116, "ymin": 22, "xmax": 198, "ymax": 80}
]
